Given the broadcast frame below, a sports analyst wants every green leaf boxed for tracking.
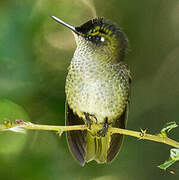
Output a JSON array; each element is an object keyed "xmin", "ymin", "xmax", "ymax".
[
  {"xmin": 158, "ymin": 159, "xmax": 175, "ymax": 170},
  {"xmin": 158, "ymin": 121, "xmax": 178, "ymax": 137},
  {"xmin": 158, "ymin": 148, "xmax": 179, "ymax": 170},
  {"xmin": 161, "ymin": 121, "xmax": 178, "ymax": 133},
  {"xmin": 170, "ymin": 148, "xmax": 179, "ymax": 161}
]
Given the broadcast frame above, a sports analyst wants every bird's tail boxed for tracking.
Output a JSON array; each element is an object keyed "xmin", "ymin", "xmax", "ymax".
[
  {"xmin": 85, "ymin": 132, "xmax": 110, "ymax": 163},
  {"xmin": 66, "ymin": 102, "xmax": 127, "ymax": 165},
  {"xmin": 85, "ymin": 129, "xmax": 124, "ymax": 163}
]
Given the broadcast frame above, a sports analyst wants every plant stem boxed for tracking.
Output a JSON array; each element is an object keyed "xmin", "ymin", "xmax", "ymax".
[{"xmin": 0, "ymin": 122, "xmax": 179, "ymax": 148}]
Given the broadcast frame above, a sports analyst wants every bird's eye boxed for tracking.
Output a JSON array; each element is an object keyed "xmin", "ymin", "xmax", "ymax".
[
  {"xmin": 100, "ymin": 37, "xmax": 105, "ymax": 42},
  {"xmin": 87, "ymin": 35, "xmax": 105, "ymax": 44}
]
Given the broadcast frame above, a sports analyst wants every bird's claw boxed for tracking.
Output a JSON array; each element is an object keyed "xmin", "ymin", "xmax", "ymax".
[{"xmin": 98, "ymin": 118, "xmax": 108, "ymax": 137}]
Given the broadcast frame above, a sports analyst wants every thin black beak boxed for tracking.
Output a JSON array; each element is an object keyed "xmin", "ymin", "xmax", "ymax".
[{"xmin": 51, "ymin": 16, "xmax": 80, "ymax": 35}]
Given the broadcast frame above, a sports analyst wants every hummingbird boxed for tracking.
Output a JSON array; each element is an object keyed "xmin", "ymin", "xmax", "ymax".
[{"xmin": 51, "ymin": 16, "xmax": 131, "ymax": 166}]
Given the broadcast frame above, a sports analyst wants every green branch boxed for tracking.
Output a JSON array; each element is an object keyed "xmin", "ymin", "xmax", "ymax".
[
  {"xmin": 0, "ymin": 120, "xmax": 178, "ymax": 170},
  {"xmin": 0, "ymin": 120, "xmax": 178, "ymax": 148},
  {"xmin": 0, "ymin": 100, "xmax": 178, "ymax": 170}
]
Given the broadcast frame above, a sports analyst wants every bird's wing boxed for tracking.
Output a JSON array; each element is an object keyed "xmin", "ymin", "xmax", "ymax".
[
  {"xmin": 65, "ymin": 102, "xmax": 87, "ymax": 166},
  {"xmin": 107, "ymin": 103, "xmax": 128, "ymax": 162}
]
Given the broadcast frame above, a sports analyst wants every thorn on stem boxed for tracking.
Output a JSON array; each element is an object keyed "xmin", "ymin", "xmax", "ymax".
[
  {"xmin": 57, "ymin": 130, "xmax": 63, "ymax": 136},
  {"xmin": 139, "ymin": 128, "xmax": 147, "ymax": 139}
]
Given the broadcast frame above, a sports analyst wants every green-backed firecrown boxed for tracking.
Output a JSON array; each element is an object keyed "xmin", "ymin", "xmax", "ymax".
[{"xmin": 51, "ymin": 16, "xmax": 131, "ymax": 166}]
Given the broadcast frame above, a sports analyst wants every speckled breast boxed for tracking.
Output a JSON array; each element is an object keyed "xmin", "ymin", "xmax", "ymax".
[{"xmin": 65, "ymin": 56, "xmax": 129, "ymax": 124}]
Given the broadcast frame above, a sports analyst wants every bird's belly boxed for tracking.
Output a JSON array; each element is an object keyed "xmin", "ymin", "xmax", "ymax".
[{"xmin": 66, "ymin": 77, "xmax": 128, "ymax": 124}]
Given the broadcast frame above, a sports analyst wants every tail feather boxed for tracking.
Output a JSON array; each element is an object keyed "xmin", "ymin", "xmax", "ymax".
[
  {"xmin": 66, "ymin": 101, "xmax": 128, "ymax": 165},
  {"xmin": 85, "ymin": 132, "xmax": 111, "ymax": 163}
]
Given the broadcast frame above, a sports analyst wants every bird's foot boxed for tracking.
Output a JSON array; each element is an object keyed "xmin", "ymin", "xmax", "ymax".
[
  {"xmin": 84, "ymin": 112, "xmax": 97, "ymax": 129},
  {"xmin": 98, "ymin": 118, "xmax": 108, "ymax": 137}
]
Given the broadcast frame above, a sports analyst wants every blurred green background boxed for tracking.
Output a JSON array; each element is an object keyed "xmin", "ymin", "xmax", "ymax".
[{"xmin": 0, "ymin": 0, "xmax": 179, "ymax": 179}]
